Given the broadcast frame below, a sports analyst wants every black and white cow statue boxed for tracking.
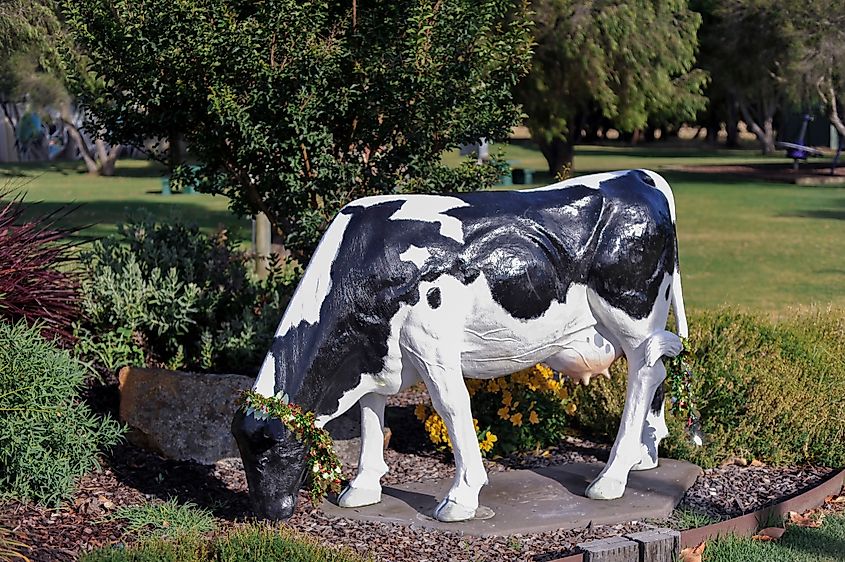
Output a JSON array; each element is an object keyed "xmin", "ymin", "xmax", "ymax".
[{"xmin": 232, "ymin": 169, "xmax": 688, "ymax": 522}]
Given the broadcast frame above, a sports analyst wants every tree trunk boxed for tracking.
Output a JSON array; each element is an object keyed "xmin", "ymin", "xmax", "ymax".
[
  {"xmin": 253, "ymin": 212, "xmax": 272, "ymax": 279},
  {"xmin": 95, "ymin": 139, "xmax": 123, "ymax": 176},
  {"xmin": 819, "ymin": 82, "xmax": 845, "ymax": 139},
  {"xmin": 169, "ymin": 132, "xmax": 186, "ymax": 171},
  {"xmin": 538, "ymin": 137, "xmax": 575, "ymax": 179},
  {"xmin": 725, "ymin": 99, "xmax": 740, "ymax": 148},
  {"xmin": 61, "ymin": 115, "xmax": 99, "ymax": 174},
  {"xmin": 738, "ymin": 101, "xmax": 776, "ymax": 155}
]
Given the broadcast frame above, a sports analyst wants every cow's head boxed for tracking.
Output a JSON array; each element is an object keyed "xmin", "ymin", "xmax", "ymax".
[{"xmin": 231, "ymin": 408, "xmax": 309, "ymax": 519}]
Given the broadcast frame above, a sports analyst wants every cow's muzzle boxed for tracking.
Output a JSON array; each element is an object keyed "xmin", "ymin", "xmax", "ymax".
[{"xmin": 231, "ymin": 409, "xmax": 308, "ymax": 520}]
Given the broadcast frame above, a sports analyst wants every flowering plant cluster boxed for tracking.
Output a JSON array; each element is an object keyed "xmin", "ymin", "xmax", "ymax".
[
  {"xmin": 415, "ymin": 364, "xmax": 579, "ymax": 456},
  {"xmin": 239, "ymin": 390, "xmax": 342, "ymax": 505},
  {"xmin": 665, "ymin": 338, "xmax": 704, "ymax": 447}
]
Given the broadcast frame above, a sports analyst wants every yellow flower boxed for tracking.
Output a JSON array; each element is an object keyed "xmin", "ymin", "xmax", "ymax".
[
  {"xmin": 414, "ymin": 403, "xmax": 428, "ymax": 422},
  {"xmin": 472, "ymin": 418, "xmax": 480, "ymax": 432},
  {"xmin": 502, "ymin": 390, "xmax": 513, "ymax": 406},
  {"xmin": 510, "ymin": 412, "xmax": 523, "ymax": 426},
  {"xmin": 529, "ymin": 410, "xmax": 540, "ymax": 424},
  {"xmin": 497, "ymin": 406, "xmax": 510, "ymax": 420},
  {"xmin": 565, "ymin": 402, "xmax": 577, "ymax": 415},
  {"xmin": 488, "ymin": 432, "xmax": 498, "ymax": 443},
  {"xmin": 486, "ymin": 378, "xmax": 500, "ymax": 392}
]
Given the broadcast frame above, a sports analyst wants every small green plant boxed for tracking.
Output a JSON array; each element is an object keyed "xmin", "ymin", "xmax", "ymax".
[
  {"xmin": 669, "ymin": 506, "xmax": 720, "ymax": 530},
  {"xmin": 75, "ymin": 215, "xmax": 299, "ymax": 373},
  {"xmin": 0, "ymin": 320, "xmax": 124, "ymax": 505},
  {"xmin": 108, "ymin": 498, "xmax": 217, "ymax": 538},
  {"xmin": 81, "ymin": 523, "xmax": 369, "ymax": 562}
]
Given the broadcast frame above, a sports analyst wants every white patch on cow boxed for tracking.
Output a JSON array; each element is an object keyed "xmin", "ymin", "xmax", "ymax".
[
  {"xmin": 399, "ymin": 245, "xmax": 432, "ymax": 268},
  {"xmin": 524, "ymin": 170, "xmax": 630, "ymax": 193},
  {"xmin": 251, "ymin": 212, "xmax": 353, "ymax": 396},
  {"xmin": 348, "ymin": 194, "xmax": 469, "ymax": 243}
]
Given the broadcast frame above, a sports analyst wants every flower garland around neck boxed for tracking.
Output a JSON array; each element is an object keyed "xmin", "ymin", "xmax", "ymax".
[
  {"xmin": 665, "ymin": 338, "xmax": 704, "ymax": 447},
  {"xmin": 239, "ymin": 390, "xmax": 342, "ymax": 505}
]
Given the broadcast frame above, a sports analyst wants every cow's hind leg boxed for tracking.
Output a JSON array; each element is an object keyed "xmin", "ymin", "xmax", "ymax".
[
  {"xmin": 586, "ymin": 329, "xmax": 682, "ymax": 499},
  {"xmin": 632, "ymin": 388, "xmax": 669, "ymax": 471},
  {"xmin": 337, "ymin": 393, "xmax": 389, "ymax": 508}
]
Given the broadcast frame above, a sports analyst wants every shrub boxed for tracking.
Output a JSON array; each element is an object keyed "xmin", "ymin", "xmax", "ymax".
[
  {"xmin": 75, "ymin": 216, "xmax": 299, "ymax": 373},
  {"xmin": 0, "ymin": 320, "xmax": 123, "ymax": 505},
  {"xmin": 573, "ymin": 309, "xmax": 845, "ymax": 468},
  {"xmin": 0, "ymin": 193, "xmax": 80, "ymax": 342},
  {"xmin": 415, "ymin": 364, "xmax": 579, "ymax": 456},
  {"xmin": 109, "ymin": 499, "xmax": 217, "ymax": 539},
  {"xmin": 81, "ymin": 524, "xmax": 368, "ymax": 562}
]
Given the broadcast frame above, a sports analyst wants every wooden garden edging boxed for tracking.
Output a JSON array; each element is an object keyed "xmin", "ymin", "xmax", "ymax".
[{"xmin": 548, "ymin": 468, "xmax": 845, "ymax": 562}]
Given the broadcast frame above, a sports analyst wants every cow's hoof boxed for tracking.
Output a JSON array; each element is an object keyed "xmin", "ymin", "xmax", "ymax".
[
  {"xmin": 337, "ymin": 485, "xmax": 382, "ymax": 508},
  {"xmin": 433, "ymin": 498, "xmax": 476, "ymax": 522},
  {"xmin": 585, "ymin": 477, "xmax": 626, "ymax": 500},
  {"xmin": 631, "ymin": 455, "xmax": 659, "ymax": 471}
]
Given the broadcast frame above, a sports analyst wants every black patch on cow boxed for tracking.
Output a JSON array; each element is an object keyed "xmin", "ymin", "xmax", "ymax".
[
  {"xmin": 651, "ymin": 382, "xmax": 665, "ymax": 414},
  {"xmin": 427, "ymin": 287, "xmax": 441, "ymax": 308},
  {"xmin": 271, "ymin": 170, "xmax": 678, "ymax": 420},
  {"xmin": 665, "ymin": 283, "xmax": 671, "ymax": 301}
]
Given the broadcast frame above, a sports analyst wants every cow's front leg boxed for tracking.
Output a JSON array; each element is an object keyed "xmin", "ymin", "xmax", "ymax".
[
  {"xmin": 338, "ymin": 393, "xmax": 389, "ymax": 508},
  {"xmin": 423, "ymin": 367, "xmax": 488, "ymax": 522},
  {"xmin": 586, "ymin": 350, "xmax": 666, "ymax": 500}
]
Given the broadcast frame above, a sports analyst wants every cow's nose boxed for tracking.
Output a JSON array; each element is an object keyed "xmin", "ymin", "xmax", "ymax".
[{"xmin": 258, "ymin": 494, "xmax": 296, "ymax": 520}]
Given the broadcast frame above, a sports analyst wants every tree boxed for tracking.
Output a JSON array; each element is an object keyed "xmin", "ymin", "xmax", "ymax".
[
  {"xmin": 702, "ymin": 0, "xmax": 805, "ymax": 154},
  {"xmin": 0, "ymin": 0, "xmax": 123, "ymax": 174},
  {"xmin": 517, "ymin": 0, "xmax": 707, "ymax": 176},
  {"xmin": 61, "ymin": 0, "xmax": 533, "ymax": 260}
]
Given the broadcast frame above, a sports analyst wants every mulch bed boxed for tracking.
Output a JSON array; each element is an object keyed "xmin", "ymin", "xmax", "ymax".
[{"xmin": 0, "ymin": 387, "xmax": 838, "ymax": 562}]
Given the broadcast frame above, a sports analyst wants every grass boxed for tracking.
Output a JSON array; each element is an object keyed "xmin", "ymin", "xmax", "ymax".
[
  {"xmin": 0, "ymin": 160, "xmax": 249, "ymax": 243},
  {"xmin": 667, "ymin": 506, "xmax": 721, "ymax": 530},
  {"xmin": 81, "ymin": 524, "xmax": 369, "ymax": 562},
  {"xmin": 703, "ymin": 513, "xmax": 845, "ymax": 562},
  {"xmin": 107, "ymin": 498, "xmax": 217, "ymax": 539},
  {"xmin": 4, "ymin": 142, "xmax": 845, "ymax": 312}
]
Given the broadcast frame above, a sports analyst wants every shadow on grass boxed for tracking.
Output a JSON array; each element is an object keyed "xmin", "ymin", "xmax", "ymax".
[
  {"xmin": 13, "ymin": 199, "xmax": 250, "ymax": 240},
  {"xmin": 779, "ymin": 197, "xmax": 845, "ymax": 222}
]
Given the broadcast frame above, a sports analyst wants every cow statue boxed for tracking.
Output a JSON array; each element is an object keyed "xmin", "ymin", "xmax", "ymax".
[{"xmin": 232, "ymin": 169, "xmax": 689, "ymax": 522}]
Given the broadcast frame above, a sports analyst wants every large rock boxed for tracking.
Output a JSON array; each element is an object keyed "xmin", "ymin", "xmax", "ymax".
[
  {"xmin": 118, "ymin": 367, "xmax": 375, "ymax": 466},
  {"xmin": 118, "ymin": 367, "xmax": 252, "ymax": 464}
]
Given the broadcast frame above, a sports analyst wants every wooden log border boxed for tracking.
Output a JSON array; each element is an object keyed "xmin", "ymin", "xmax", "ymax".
[{"xmin": 549, "ymin": 468, "xmax": 845, "ymax": 562}]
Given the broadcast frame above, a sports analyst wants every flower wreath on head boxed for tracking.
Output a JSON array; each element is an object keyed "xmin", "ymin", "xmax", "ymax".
[
  {"xmin": 665, "ymin": 338, "xmax": 704, "ymax": 447},
  {"xmin": 239, "ymin": 390, "xmax": 342, "ymax": 505}
]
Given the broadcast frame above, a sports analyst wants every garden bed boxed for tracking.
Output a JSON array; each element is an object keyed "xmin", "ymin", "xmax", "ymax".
[{"xmin": 0, "ymin": 388, "xmax": 836, "ymax": 562}]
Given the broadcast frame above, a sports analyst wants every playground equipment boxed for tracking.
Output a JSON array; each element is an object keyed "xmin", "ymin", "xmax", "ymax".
[{"xmin": 777, "ymin": 114, "xmax": 842, "ymax": 174}]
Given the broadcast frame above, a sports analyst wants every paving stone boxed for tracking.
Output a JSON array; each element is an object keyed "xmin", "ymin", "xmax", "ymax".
[
  {"xmin": 577, "ymin": 536, "xmax": 639, "ymax": 562},
  {"xmin": 320, "ymin": 459, "xmax": 702, "ymax": 537}
]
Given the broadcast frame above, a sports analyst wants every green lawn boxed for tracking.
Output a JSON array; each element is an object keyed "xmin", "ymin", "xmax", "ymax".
[
  {"xmin": 4, "ymin": 144, "xmax": 845, "ymax": 312},
  {"xmin": 0, "ymin": 160, "xmax": 250, "ymax": 242},
  {"xmin": 704, "ymin": 514, "xmax": 845, "ymax": 562}
]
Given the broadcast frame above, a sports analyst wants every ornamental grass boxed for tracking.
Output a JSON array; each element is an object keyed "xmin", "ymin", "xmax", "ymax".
[{"xmin": 0, "ymin": 192, "xmax": 81, "ymax": 343}]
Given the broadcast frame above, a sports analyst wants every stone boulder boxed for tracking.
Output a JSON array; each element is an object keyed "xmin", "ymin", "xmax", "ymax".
[
  {"xmin": 118, "ymin": 367, "xmax": 252, "ymax": 465},
  {"xmin": 118, "ymin": 367, "xmax": 381, "ymax": 467}
]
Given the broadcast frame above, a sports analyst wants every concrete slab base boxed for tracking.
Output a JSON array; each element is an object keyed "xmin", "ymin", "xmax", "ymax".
[{"xmin": 320, "ymin": 459, "xmax": 702, "ymax": 537}]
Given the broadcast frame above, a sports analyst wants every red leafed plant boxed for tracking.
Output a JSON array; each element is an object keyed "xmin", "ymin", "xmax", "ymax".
[{"xmin": 0, "ymin": 192, "xmax": 81, "ymax": 343}]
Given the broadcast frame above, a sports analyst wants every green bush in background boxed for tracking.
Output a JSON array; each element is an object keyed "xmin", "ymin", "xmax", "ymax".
[
  {"xmin": 573, "ymin": 309, "xmax": 845, "ymax": 468},
  {"xmin": 0, "ymin": 320, "xmax": 123, "ymax": 505},
  {"xmin": 81, "ymin": 524, "xmax": 368, "ymax": 562},
  {"xmin": 75, "ymin": 216, "xmax": 299, "ymax": 373}
]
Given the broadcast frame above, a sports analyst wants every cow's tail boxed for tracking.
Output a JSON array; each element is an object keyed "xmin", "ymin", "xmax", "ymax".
[{"xmin": 639, "ymin": 169, "xmax": 688, "ymax": 340}]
